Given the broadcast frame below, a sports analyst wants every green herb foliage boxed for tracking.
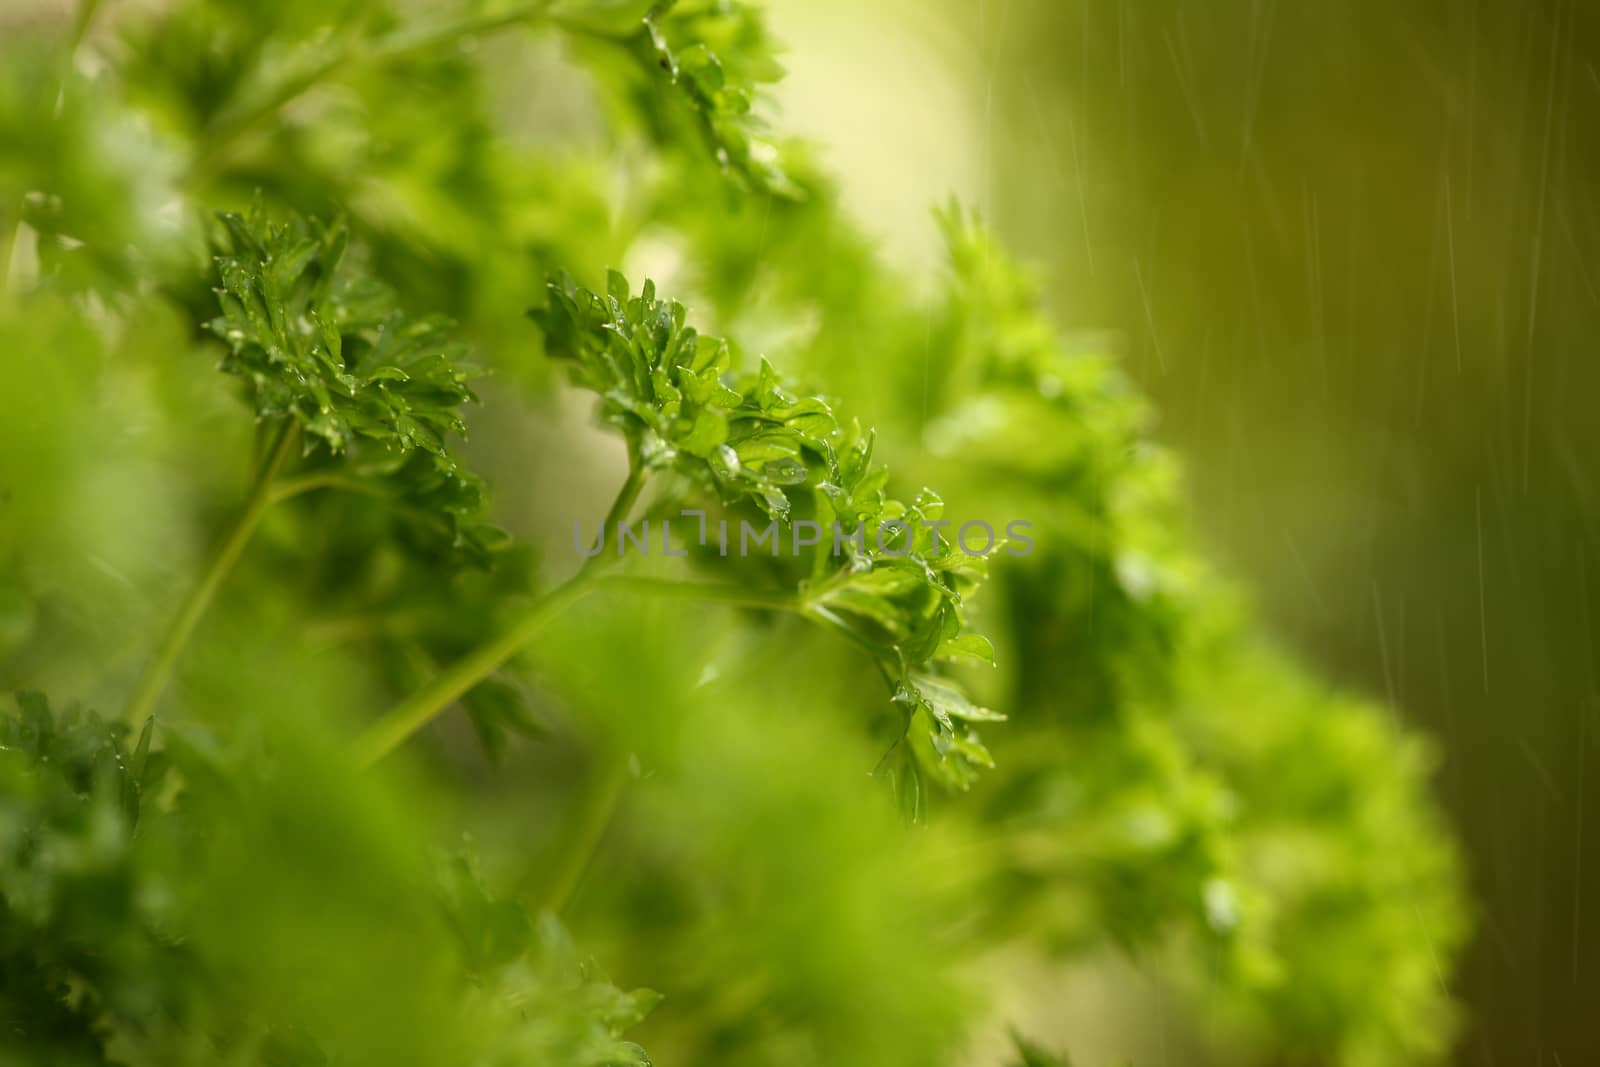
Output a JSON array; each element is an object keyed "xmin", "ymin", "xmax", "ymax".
[{"xmin": 0, "ymin": 1, "xmax": 1466, "ymax": 1066}]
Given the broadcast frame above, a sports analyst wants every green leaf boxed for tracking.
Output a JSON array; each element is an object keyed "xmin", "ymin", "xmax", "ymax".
[
  {"xmin": 935, "ymin": 633, "xmax": 997, "ymax": 666},
  {"xmin": 208, "ymin": 202, "xmax": 505, "ymax": 563},
  {"xmin": 641, "ymin": 0, "xmax": 801, "ymax": 197},
  {"xmin": 910, "ymin": 673, "xmax": 1006, "ymax": 723},
  {"xmin": 534, "ymin": 271, "xmax": 1004, "ymax": 795}
]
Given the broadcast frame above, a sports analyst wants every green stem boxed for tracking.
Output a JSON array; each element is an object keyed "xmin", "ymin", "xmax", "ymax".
[
  {"xmin": 267, "ymin": 471, "xmax": 379, "ymax": 504},
  {"xmin": 606, "ymin": 575, "xmax": 896, "ymax": 689},
  {"xmin": 123, "ymin": 421, "xmax": 299, "ymax": 725},
  {"xmin": 354, "ymin": 463, "xmax": 649, "ymax": 766},
  {"xmin": 371, "ymin": 1, "xmax": 558, "ymax": 60},
  {"xmin": 539, "ymin": 754, "xmax": 630, "ymax": 915},
  {"xmin": 581, "ymin": 461, "xmax": 647, "ymax": 574},
  {"xmin": 547, "ymin": 11, "xmax": 649, "ymax": 47},
  {"xmin": 802, "ymin": 603, "xmax": 899, "ymax": 693},
  {"xmin": 70, "ymin": 0, "xmax": 103, "ymax": 52},
  {"xmin": 351, "ymin": 571, "xmax": 597, "ymax": 767},
  {"xmin": 271, "ymin": 471, "xmax": 469, "ymax": 548},
  {"xmin": 351, "ymin": 466, "xmax": 927, "ymax": 766},
  {"xmin": 597, "ymin": 575, "xmax": 799, "ymax": 613}
]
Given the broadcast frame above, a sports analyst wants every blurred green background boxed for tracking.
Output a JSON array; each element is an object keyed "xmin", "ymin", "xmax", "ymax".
[{"xmin": 762, "ymin": 0, "xmax": 1599, "ymax": 1060}]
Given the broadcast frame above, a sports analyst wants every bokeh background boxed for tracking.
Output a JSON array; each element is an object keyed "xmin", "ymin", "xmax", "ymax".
[{"xmin": 762, "ymin": 0, "xmax": 1599, "ymax": 1061}]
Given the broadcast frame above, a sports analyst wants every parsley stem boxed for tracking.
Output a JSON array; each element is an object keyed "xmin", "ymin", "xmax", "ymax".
[
  {"xmin": 353, "ymin": 464, "xmax": 887, "ymax": 767},
  {"xmin": 371, "ymin": 1, "xmax": 558, "ymax": 60},
  {"xmin": 601, "ymin": 578, "xmax": 896, "ymax": 688},
  {"xmin": 595, "ymin": 576, "xmax": 799, "ymax": 613},
  {"xmin": 351, "ymin": 571, "xmax": 597, "ymax": 767},
  {"xmin": 539, "ymin": 753, "xmax": 630, "ymax": 915},
  {"xmin": 580, "ymin": 460, "xmax": 648, "ymax": 575},
  {"xmin": 355, "ymin": 461, "xmax": 649, "ymax": 766},
  {"xmin": 123, "ymin": 420, "xmax": 299, "ymax": 725},
  {"xmin": 267, "ymin": 472, "xmax": 378, "ymax": 504}
]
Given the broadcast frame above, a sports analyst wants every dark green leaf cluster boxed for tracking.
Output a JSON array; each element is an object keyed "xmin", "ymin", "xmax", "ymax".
[
  {"xmin": 536, "ymin": 270, "xmax": 1002, "ymax": 797},
  {"xmin": 0, "ymin": 695, "xmax": 180, "ymax": 1066},
  {"xmin": 442, "ymin": 851, "xmax": 659, "ymax": 1067},
  {"xmin": 211, "ymin": 204, "xmax": 472, "ymax": 456},
  {"xmin": 0, "ymin": 694, "xmax": 658, "ymax": 1067},
  {"xmin": 641, "ymin": 0, "xmax": 800, "ymax": 197},
  {"xmin": 209, "ymin": 203, "xmax": 503, "ymax": 560},
  {"xmin": 805, "ymin": 455, "xmax": 1004, "ymax": 798},
  {"xmin": 922, "ymin": 212, "xmax": 1467, "ymax": 1064},
  {"xmin": 528, "ymin": 0, "xmax": 799, "ymax": 198},
  {"xmin": 536, "ymin": 271, "xmax": 813, "ymax": 518}
]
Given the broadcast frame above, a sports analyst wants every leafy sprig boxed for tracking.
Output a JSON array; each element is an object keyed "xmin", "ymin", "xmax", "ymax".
[
  {"xmin": 0, "ymin": 694, "xmax": 658, "ymax": 1066},
  {"xmin": 924, "ymin": 210, "xmax": 1466, "ymax": 1063},
  {"xmin": 442, "ymin": 850, "xmax": 660, "ymax": 1067},
  {"xmin": 122, "ymin": 204, "xmax": 506, "ymax": 727},
  {"xmin": 535, "ymin": 270, "xmax": 1002, "ymax": 798},
  {"xmin": 641, "ymin": 0, "xmax": 800, "ymax": 197},
  {"xmin": 0, "ymin": 694, "xmax": 181, "ymax": 1062},
  {"xmin": 557, "ymin": 0, "xmax": 799, "ymax": 197},
  {"xmin": 208, "ymin": 202, "xmax": 502, "ymax": 561}
]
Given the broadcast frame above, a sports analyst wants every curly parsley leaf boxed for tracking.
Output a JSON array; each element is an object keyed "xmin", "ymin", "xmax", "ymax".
[
  {"xmin": 560, "ymin": 0, "xmax": 799, "ymax": 197},
  {"xmin": 441, "ymin": 849, "xmax": 659, "ymax": 1067},
  {"xmin": 533, "ymin": 270, "xmax": 1002, "ymax": 797},
  {"xmin": 642, "ymin": 0, "xmax": 799, "ymax": 197},
  {"xmin": 208, "ymin": 202, "xmax": 506, "ymax": 561},
  {"xmin": 0, "ymin": 694, "xmax": 181, "ymax": 1062}
]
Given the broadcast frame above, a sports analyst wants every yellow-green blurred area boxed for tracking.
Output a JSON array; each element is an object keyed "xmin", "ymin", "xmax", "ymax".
[
  {"xmin": 762, "ymin": 0, "xmax": 1599, "ymax": 1060},
  {"xmin": 0, "ymin": 0, "xmax": 1592, "ymax": 1064}
]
